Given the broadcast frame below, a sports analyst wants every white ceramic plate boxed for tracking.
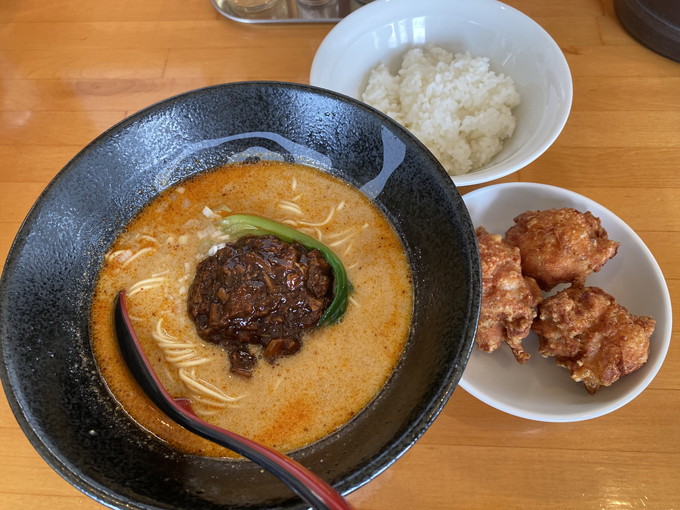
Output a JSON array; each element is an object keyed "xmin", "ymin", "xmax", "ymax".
[{"xmin": 459, "ymin": 183, "xmax": 672, "ymax": 422}]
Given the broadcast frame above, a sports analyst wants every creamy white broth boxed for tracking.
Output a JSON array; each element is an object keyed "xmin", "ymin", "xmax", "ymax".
[{"xmin": 92, "ymin": 161, "xmax": 413, "ymax": 456}]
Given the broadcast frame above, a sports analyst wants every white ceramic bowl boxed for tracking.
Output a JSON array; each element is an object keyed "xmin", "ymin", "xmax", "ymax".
[
  {"xmin": 310, "ymin": 0, "xmax": 573, "ymax": 186},
  {"xmin": 460, "ymin": 183, "xmax": 672, "ymax": 422}
]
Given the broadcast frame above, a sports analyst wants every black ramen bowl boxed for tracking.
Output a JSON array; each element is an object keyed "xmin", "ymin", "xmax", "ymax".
[{"xmin": 0, "ymin": 82, "xmax": 480, "ymax": 509}]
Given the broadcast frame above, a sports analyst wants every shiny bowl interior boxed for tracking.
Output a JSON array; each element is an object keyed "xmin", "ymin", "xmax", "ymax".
[{"xmin": 0, "ymin": 82, "xmax": 481, "ymax": 509}]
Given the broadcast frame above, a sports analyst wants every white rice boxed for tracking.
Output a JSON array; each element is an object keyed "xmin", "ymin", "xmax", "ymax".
[{"xmin": 361, "ymin": 45, "xmax": 520, "ymax": 176}]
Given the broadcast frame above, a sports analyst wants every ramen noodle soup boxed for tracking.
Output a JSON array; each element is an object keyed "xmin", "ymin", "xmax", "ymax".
[{"xmin": 91, "ymin": 161, "xmax": 413, "ymax": 456}]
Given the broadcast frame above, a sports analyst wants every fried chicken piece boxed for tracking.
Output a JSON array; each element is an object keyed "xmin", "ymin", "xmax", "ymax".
[
  {"xmin": 532, "ymin": 286, "xmax": 654, "ymax": 393},
  {"xmin": 475, "ymin": 226, "xmax": 543, "ymax": 363},
  {"xmin": 505, "ymin": 208, "xmax": 619, "ymax": 291}
]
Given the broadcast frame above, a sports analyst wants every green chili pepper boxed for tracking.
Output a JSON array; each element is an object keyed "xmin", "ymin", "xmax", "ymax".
[{"xmin": 220, "ymin": 214, "xmax": 350, "ymax": 326}]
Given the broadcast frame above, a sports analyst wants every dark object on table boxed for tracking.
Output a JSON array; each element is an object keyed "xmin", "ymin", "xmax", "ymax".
[
  {"xmin": 615, "ymin": 0, "xmax": 680, "ymax": 62},
  {"xmin": 0, "ymin": 82, "xmax": 480, "ymax": 510}
]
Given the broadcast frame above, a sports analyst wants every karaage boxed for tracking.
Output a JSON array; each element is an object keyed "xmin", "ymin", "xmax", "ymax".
[
  {"xmin": 475, "ymin": 226, "xmax": 543, "ymax": 363},
  {"xmin": 532, "ymin": 286, "xmax": 654, "ymax": 393},
  {"xmin": 505, "ymin": 208, "xmax": 619, "ymax": 291}
]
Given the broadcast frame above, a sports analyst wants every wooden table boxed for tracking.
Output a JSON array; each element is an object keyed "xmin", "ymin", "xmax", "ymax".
[{"xmin": 1, "ymin": 0, "xmax": 678, "ymax": 508}]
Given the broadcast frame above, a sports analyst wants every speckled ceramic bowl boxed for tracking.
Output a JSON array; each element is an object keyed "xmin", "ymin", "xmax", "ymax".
[{"xmin": 0, "ymin": 82, "xmax": 480, "ymax": 509}]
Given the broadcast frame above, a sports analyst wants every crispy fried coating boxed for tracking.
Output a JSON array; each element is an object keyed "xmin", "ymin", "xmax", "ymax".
[
  {"xmin": 505, "ymin": 208, "xmax": 619, "ymax": 291},
  {"xmin": 532, "ymin": 286, "xmax": 654, "ymax": 393},
  {"xmin": 475, "ymin": 226, "xmax": 543, "ymax": 363}
]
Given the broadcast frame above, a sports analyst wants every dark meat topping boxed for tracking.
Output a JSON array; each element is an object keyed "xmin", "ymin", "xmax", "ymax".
[{"xmin": 187, "ymin": 234, "xmax": 333, "ymax": 376}]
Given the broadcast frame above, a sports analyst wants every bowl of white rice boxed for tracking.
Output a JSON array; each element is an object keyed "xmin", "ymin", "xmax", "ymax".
[{"xmin": 310, "ymin": 0, "xmax": 573, "ymax": 186}]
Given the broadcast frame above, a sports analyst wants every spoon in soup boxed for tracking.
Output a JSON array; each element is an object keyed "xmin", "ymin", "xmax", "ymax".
[{"xmin": 114, "ymin": 290, "xmax": 352, "ymax": 510}]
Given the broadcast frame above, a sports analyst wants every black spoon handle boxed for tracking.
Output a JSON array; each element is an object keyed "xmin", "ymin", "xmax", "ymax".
[{"xmin": 114, "ymin": 291, "xmax": 352, "ymax": 510}]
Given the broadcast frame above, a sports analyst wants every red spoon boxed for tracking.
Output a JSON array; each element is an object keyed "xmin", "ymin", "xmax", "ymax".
[{"xmin": 114, "ymin": 290, "xmax": 352, "ymax": 510}]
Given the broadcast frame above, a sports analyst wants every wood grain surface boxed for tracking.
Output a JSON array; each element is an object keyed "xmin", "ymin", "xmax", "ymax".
[{"xmin": 1, "ymin": 1, "xmax": 678, "ymax": 509}]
